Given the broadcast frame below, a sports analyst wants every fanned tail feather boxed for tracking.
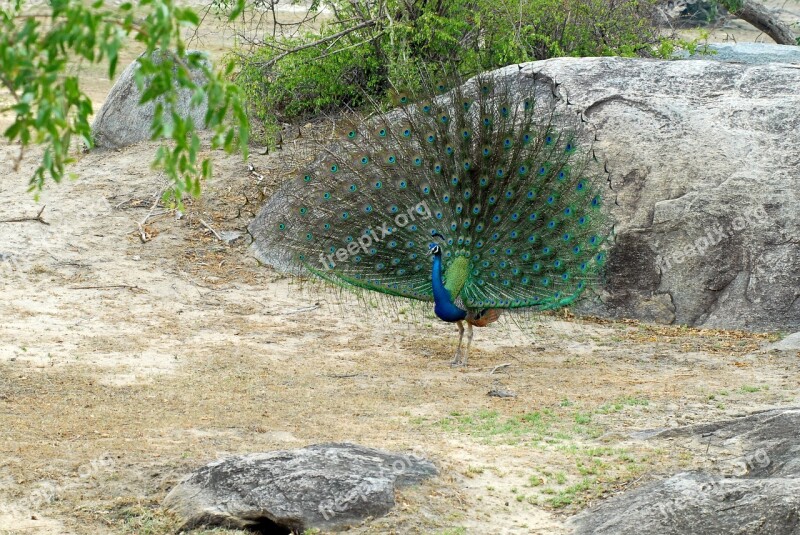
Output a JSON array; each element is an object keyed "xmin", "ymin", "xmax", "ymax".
[{"xmin": 250, "ymin": 68, "xmax": 610, "ymax": 312}]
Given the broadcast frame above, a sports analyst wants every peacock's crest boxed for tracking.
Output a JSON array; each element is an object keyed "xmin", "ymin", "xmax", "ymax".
[{"xmin": 251, "ymin": 68, "xmax": 610, "ymax": 315}]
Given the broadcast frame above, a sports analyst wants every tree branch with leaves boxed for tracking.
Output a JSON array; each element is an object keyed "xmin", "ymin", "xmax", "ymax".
[{"xmin": 0, "ymin": 0, "xmax": 250, "ymax": 201}]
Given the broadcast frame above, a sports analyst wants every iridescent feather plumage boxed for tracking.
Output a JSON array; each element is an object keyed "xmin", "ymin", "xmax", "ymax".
[{"xmin": 251, "ymin": 69, "xmax": 610, "ymax": 363}]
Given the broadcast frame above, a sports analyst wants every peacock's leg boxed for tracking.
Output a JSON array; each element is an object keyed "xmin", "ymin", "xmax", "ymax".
[
  {"xmin": 452, "ymin": 320, "xmax": 465, "ymax": 366},
  {"xmin": 463, "ymin": 322, "xmax": 474, "ymax": 366}
]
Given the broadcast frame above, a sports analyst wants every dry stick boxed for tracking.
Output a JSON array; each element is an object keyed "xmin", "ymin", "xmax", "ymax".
[
  {"xmin": 280, "ymin": 304, "xmax": 320, "ymax": 315},
  {"xmin": 69, "ymin": 284, "xmax": 140, "ymax": 290},
  {"xmin": 199, "ymin": 219, "xmax": 223, "ymax": 241},
  {"xmin": 489, "ymin": 363, "xmax": 512, "ymax": 375},
  {"xmin": 0, "ymin": 205, "xmax": 49, "ymax": 225},
  {"xmin": 137, "ymin": 187, "xmax": 168, "ymax": 243},
  {"xmin": 114, "ymin": 197, "xmax": 134, "ymax": 209},
  {"xmin": 248, "ymin": 163, "xmax": 265, "ymax": 183}
]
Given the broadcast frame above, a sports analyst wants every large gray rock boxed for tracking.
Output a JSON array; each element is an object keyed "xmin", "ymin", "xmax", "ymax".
[
  {"xmin": 91, "ymin": 51, "xmax": 210, "ymax": 149},
  {"xmin": 163, "ymin": 443, "xmax": 437, "ymax": 532},
  {"xmin": 571, "ymin": 471, "xmax": 800, "ymax": 535},
  {"xmin": 571, "ymin": 408, "xmax": 800, "ymax": 534},
  {"xmin": 653, "ymin": 407, "xmax": 800, "ymax": 478},
  {"xmin": 502, "ymin": 57, "xmax": 799, "ymax": 330},
  {"xmin": 680, "ymin": 43, "xmax": 800, "ymax": 65},
  {"xmin": 253, "ymin": 58, "xmax": 799, "ymax": 330}
]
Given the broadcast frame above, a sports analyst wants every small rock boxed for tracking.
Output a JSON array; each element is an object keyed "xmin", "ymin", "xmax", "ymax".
[
  {"xmin": 488, "ymin": 387, "xmax": 516, "ymax": 398},
  {"xmin": 767, "ymin": 332, "xmax": 800, "ymax": 352},
  {"xmin": 218, "ymin": 230, "xmax": 244, "ymax": 245}
]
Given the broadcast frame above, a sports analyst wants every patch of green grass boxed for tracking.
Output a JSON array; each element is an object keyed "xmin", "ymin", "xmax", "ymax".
[
  {"xmin": 547, "ymin": 477, "xmax": 596, "ymax": 508},
  {"xmin": 436, "ymin": 528, "xmax": 467, "ymax": 535},
  {"xmin": 740, "ymin": 385, "xmax": 764, "ymax": 393},
  {"xmin": 465, "ymin": 466, "xmax": 485, "ymax": 476},
  {"xmin": 436, "ymin": 409, "xmax": 555, "ymax": 443},
  {"xmin": 112, "ymin": 504, "xmax": 182, "ymax": 535},
  {"xmin": 597, "ymin": 396, "xmax": 649, "ymax": 414},
  {"xmin": 112, "ymin": 501, "xmax": 249, "ymax": 535},
  {"xmin": 577, "ymin": 457, "xmax": 607, "ymax": 476},
  {"xmin": 574, "ymin": 412, "xmax": 592, "ymax": 425}
]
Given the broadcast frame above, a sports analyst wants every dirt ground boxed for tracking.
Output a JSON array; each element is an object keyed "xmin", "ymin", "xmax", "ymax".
[
  {"xmin": 2, "ymin": 130, "xmax": 799, "ymax": 535},
  {"xmin": 1, "ymin": 3, "xmax": 800, "ymax": 535}
]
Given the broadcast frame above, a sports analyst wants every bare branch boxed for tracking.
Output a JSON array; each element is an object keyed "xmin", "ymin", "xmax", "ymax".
[
  {"xmin": 0, "ymin": 206, "xmax": 49, "ymax": 225},
  {"xmin": 723, "ymin": 0, "xmax": 797, "ymax": 45},
  {"xmin": 251, "ymin": 19, "xmax": 377, "ymax": 70}
]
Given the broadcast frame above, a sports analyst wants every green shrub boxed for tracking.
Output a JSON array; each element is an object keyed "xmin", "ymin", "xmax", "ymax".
[{"xmin": 232, "ymin": 0, "xmax": 671, "ymax": 144}]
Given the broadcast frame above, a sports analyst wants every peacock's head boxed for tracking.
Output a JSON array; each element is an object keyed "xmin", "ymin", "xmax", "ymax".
[{"xmin": 428, "ymin": 232, "xmax": 445, "ymax": 257}]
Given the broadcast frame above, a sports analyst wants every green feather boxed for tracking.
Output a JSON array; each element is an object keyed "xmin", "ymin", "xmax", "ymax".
[{"xmin": 444, "ymin": 256, "xmax": 470, "ymax": 299}]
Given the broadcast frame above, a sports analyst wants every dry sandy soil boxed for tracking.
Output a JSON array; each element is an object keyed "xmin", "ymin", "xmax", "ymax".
[{"xmin": 1, "ymin": 4, "xmax": 799, "ymax": 535}]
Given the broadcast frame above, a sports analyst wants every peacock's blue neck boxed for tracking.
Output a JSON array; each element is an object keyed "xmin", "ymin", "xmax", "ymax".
[{"xmin": 431, "ymin": 253, "xmax": 467, "ymax": 322}]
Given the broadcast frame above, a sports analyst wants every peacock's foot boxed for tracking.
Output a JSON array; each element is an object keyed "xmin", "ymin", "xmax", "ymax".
[{"xmin": 450, "ymin": 350, "xmax": 465, "ymax": 367}]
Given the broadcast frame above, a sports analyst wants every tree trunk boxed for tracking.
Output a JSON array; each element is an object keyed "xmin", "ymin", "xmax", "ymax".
[{"xmin": 725, "ymin": 0, "xmax": 797, "ymax": 45}]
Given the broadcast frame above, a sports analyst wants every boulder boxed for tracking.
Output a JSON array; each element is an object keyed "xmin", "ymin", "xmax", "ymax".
[
  {"xmin": 570, "ymin": 471, "xmax": 800, "ymax": 535},
  {"xmin": 163, "ymin": 442, "xmax": 437, "ymax": 532},
  {"xmin": 501, "ymin": 57, "xmax": 799, "ymax": 330},
  {"xmin": 91, "ymin": 51, "xmax": 210, "ymax": 149},
  {"xmin": 570, "ymin": 407, "xmax": 800, "ymax": 534},
  {"xmin": 252, "ymin": 57, "xmax": 799, "ymax": 330},
  {"xmin": 680, "ymin": 42, "xmax": 800, "ymax": 65}
]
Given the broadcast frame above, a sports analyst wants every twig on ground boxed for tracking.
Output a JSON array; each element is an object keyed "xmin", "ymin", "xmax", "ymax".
[
  {"xmin": 136, "ymin": 187, "xmax": 168, "ymax": 243},
  {"xmin": 280, "ymin": 304, "xmax": 320, "ymax": 315},
  {"xmin": 68, "ymin": 284, "xmax": 140, "ymax": 290},
  {"xmin": 248, "ymin": 163, "xmax": 265, "ymax": 183},
  {"xmin": 199, "ymin": 219, "xmax": 223, "ymax": 241},
  {"xmin": 489, "ymin": 363, "xmax": 512, "ymax": 375},
  {"xmin": 0, "ymin": 205, "xmax": 49, "ymax": 225}
]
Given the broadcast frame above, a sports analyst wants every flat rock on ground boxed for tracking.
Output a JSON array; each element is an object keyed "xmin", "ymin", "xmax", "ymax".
[
  {"xmin": 163, "ymin": 442, "xmax": 438, "ymax": 532},
  {"xmin": 570, "ymin": 407, "xmax": 800, "ymax": 534}
]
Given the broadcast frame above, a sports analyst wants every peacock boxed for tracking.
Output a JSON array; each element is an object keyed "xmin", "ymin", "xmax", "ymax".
[{"xmin": 251, "ymin": 67, "xmax": 609, "ymax": 365}]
